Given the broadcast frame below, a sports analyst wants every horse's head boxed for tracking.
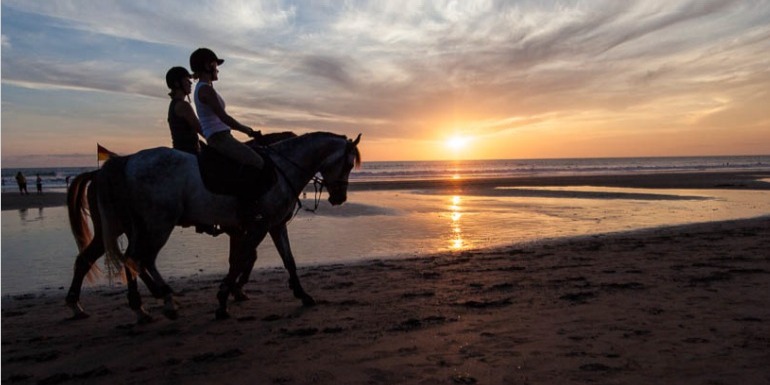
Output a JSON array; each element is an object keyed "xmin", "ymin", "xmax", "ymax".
[{"xmin": 320, "ymin": 133, "xmax": 361, "ymax": 206}]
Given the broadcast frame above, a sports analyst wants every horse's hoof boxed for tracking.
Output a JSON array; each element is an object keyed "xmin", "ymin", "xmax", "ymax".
[
  {"xmin": 135, "ymin": 308, "xmax": 155, "ymax": 324},
  {"xmin": 301, "ymin": 296, "xmax": 316, "ymax": 307},
  {"xmin": 163, "ymin": 309, "xmax": 179, "ymax": 320},
  {"xmin": 67, "ymin": 302, "xmax": 90, "ymax": 320},
  {"xmin": 231, "ymin": 289, "xmax": 249, "ymax": 302},
  {"xmin": 67, "ymin": 312, "xmax": 90, "ymax": 321},
  {"xmin": 163, "ymin": 296, "xmax": 179, "ymax": 320},
  {"xmin": 215, "ymin": 309, "xmax": 231, "ymax": 320}
]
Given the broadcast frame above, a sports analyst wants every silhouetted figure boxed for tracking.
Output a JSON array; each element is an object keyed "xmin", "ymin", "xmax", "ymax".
[
  {"xmin": 166, "ymin": 65, "xmax": 221, "ymax": 236},
  {"xmin": 166, "ymin": 66, "xmax": 202, "ymax": 155},
  {"xmin": 191, "ymin": 47, "xmax": 265, "ymax": 230},
  {"xmin": 190, "ymin": 48, "xmax": 263, "ymax": 167},
  {"xmin": 36, "ymin": 174, "xmax": 43, "ymax": 194},
  {"xmin": 15, "ymin": 172, "xmax": 29, "ymax": 195}
]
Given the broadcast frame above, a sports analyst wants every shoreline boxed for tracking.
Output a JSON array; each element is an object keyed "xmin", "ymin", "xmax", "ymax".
[
  {"xmin": 348, "ymin": 170, "xmax": 770, "ymax": 191},
  {"xmin": 3, "ymin": 216, "xmax": 769, "ymax": 384},
  {"xmin": 1, "ymin": 192, "xmax": 67, "ymax": 211},
  {"xmin": 3, "ymin": 169, "xmax": 770, "ymax": 211}
]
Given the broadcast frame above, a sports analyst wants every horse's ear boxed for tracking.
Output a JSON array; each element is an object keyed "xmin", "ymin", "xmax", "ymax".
[{"xmin": 352, "ymin": 133, "xmax": 361, "ymax": 146}]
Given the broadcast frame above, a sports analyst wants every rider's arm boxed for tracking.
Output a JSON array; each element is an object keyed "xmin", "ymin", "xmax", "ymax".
[
  {"xmin": 175, "ymin": 101, "xmax": 204, "ymax": 137},
  {"xmin": 197, "ymin": 84, "xmax": 258, "ymax": 136}
]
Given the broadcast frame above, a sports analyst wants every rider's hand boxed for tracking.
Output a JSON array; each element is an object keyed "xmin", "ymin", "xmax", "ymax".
[{"xmin": 240, "ymin": 125, "xmax": 256, "ymax": 137}]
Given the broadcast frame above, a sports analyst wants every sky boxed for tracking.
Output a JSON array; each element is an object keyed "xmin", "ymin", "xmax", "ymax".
[{"xmin": 1, "ymin": 0, "xmax": 769, "ymax": 167}]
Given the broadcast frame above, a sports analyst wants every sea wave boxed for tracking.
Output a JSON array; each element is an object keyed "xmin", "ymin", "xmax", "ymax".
[{"xmin": 3, "ymin": 155, "xmax": 768, "ymax": 190}]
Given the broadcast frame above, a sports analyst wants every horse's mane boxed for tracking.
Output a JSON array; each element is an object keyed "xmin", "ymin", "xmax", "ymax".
[
  {"xmin": 246, "ymin": 131, "xmax": 297, "ymax": 148},
  {"xmin": 307, "ymin": 132, "xmax": 362, "ymax": 168},
  {"xmin": 253, "ymin": 131, "xmax": 361, "ymax": 168},
  {"xmin": 351, "ymin": 141, "xmax": 362, "ymax": 168}
]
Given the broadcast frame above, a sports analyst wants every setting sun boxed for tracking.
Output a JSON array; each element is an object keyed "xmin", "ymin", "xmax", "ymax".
[{"xmin": 446, "ymin": 135, "xmax": 470, "ymax": 151}]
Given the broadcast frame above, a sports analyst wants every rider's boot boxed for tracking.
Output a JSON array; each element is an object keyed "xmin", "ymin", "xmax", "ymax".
[{"xmin": 238, "ymin": 199, "xmax": 263, "ymax": 234}]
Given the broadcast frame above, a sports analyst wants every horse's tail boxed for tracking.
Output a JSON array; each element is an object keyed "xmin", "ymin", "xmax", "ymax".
[
  {"xmin": 67, "ymin": 171, "xmax": 98, "ymax": 252},
  {"xmin": 96, "ymin": 156, "xmax": 132, "ymax": 277},
  {"xmin": 67, "ymin": 170, "xmax": 108, "ymax": 282}
]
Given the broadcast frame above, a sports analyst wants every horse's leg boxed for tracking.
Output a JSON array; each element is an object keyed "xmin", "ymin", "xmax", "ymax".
[
  {"xmin": 270, "ymin": 223, "xmax": 316, "ymax": 306},
  {"xmin": 138, "ymin": 270, "xmax": 164, "ymax": 299},
  {"xmin": 132, "ymin": 225, "xmax": 177, "ymax": 320},
  {"xmin": 136, "ymin": 269, "xmax": 179, "ymax": 320},
  {"xmin": 217, "ymin": 227, "xmax": 268, "ymax": 320},
  {"xmin": 144, "ymin": 262, "xmax": 178, "ymax": 320},
  {"xmin": 125, "ymin": 264, "xmax": 153, "ymax": 324},
  {"xmin": 121, "ymin": 222, "xmax": 176, "ymax": 323},
  {"xmin": 65, "ymin": 241, "xmax": 104, "ymax": 319},
  {"xmin": 229, "ymin": 233, "xmax": 257, "ymax": 301}
]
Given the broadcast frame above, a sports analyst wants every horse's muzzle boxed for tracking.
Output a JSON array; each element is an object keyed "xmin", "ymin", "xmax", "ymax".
[{"xmin": 328, "ymin": 192, "xmax": 346, "ymax": 206}]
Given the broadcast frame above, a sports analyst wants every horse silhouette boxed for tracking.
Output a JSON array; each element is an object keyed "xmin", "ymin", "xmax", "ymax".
[{"xmin": 66, "ymin": 132, "xmax": 361, "ymax": 322}]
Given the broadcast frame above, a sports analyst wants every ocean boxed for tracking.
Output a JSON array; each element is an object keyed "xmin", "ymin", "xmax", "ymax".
[
  {"xmin": 3, "ymin": 155, "xmax": 770, "ymax": 192},
  {"xmin": 2, "ymin": 155, "xmax": 770, "ymax": 296}
]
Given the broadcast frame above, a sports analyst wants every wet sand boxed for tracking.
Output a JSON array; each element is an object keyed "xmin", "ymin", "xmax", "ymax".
[
  {"xmin": 1, "ymin": 192, "xmax": 67, "ymax": 211},
  {"xmin": 2, "ymin": 217, "xmax": 769, "ymax": 384}
]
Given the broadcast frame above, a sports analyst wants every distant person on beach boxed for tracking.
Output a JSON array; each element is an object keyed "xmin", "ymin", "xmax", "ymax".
[
  {"xmin": 65, "ymin": 175, "xmax": 71, "ymax": 187},
  {"xmin": 15, "ymin": 172, "xmax": 28, "ymax": 195},
  {"xmin": 166, "ymin": 66, "xmax": 203, "ymax": 155},
  {"xmin": 36, "ymin": 174, "xmax": 43, "ymax": 194}
]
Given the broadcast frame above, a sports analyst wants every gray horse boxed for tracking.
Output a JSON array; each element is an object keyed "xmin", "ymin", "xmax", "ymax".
[{"xmin": 66, "ymin": 132, "xmax": 361, "ymax": 322}]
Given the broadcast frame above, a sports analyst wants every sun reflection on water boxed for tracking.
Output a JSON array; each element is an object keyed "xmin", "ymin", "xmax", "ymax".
[{"xmin": 449, "ymin": 195, "xmax": 465, "ymax": 250}]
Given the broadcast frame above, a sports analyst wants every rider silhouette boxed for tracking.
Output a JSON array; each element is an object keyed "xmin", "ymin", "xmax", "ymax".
[
  {"xmin": 190, "ymin": 48, "xmax": 265, "ymax": 230},
  {"xmin": 165, "ymin": 65, "xmax": 224, "ymax": 236},
  {"xmin": 165, "ymin": 66, "xmax": 202, "ymax": 155}
]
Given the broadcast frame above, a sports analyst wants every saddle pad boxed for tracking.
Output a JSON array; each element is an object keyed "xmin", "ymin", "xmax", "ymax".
[{"xmin": 198, "ymin": 143, "xmax": 276, "ymax": 199}]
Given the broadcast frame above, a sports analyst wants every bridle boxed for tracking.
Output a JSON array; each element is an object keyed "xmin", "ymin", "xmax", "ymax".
[{"xmin": 263, "ymin": 142, "xmax": 355, "ymax": 215}]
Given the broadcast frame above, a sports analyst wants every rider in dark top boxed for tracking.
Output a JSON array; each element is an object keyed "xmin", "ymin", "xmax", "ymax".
[
  {"xmin": 165, "ymin": 66, "xmax": 202, "ymax": 155},
  {"xmin": 165, "ymin": 66, "xmax": 222, "ymax": 236}
]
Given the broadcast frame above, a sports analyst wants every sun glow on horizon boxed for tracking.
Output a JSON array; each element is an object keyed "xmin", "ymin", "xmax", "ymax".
[{"xmin": 446, "ymin": 135, "xmax": 470, "ymax": 151}]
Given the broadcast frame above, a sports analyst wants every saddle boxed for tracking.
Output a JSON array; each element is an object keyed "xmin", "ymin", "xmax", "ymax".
[{"xmin": 197, "ymin": 143, "xmax": 276, "ymax": 199}]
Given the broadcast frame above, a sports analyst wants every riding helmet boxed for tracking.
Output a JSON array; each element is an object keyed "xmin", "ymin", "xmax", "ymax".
[
  {"xmin": 190, "ymin": 48, "xmax": 224, "ymax": 75},
  {"xmin": 165, "ymin": 66, "xmax": 192, "ymax": 90}
]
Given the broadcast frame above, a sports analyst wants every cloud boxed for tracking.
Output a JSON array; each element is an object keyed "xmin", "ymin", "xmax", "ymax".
[
  {"xmin": 2, "ymin": 0, "xmax": 770, "ymax": 165},
  {"xmin": 298, "ymin": 54, "xmax": 358, "ymax": 90},
  {"xmin": 2, "ymin": 56, "xmax": 161, "ymax": 99}
]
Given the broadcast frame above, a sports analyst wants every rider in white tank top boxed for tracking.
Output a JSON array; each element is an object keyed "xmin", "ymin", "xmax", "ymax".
[{"xmin": 194, "ymin": 81, "xmax": 230, "ymax": 139}]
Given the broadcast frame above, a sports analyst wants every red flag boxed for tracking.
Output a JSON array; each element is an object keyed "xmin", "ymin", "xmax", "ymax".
[{"xmin": 97, "ymin": 143, "xmax": 117, "ymax": 162}]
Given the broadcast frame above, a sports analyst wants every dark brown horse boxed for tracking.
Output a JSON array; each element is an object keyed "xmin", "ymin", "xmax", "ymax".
[{"xmin": 66, "ymin": 132, "xmax": 361, "ymax": 322}]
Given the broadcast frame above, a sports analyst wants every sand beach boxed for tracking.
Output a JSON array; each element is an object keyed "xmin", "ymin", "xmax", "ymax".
[
  {"xmin": 2, "ymin": 170, "xmax": 770, "ymax": 384},
  {"xmin": 2, "ymin": 217, "xmax": 769, "ymax": 384}
]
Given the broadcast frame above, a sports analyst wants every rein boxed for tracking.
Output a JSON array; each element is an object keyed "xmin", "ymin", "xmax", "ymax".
[{"xmin": 263, "ymin": 146, "xmax": 325, "ymax": 215}]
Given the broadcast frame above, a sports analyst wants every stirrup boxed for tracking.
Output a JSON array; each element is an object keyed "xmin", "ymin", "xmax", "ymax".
[{"xmin": 195, "ymin": 224, "xmax": 224, "ymax": 237}]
